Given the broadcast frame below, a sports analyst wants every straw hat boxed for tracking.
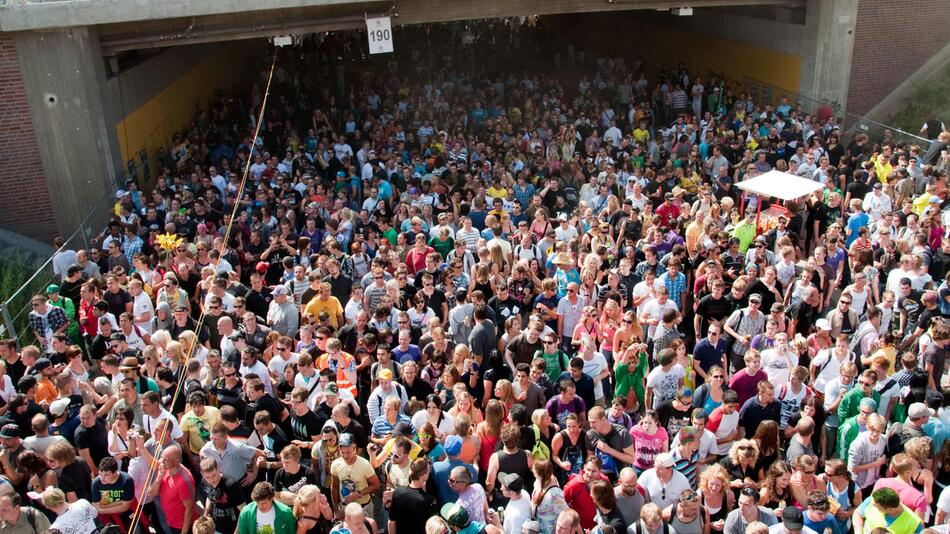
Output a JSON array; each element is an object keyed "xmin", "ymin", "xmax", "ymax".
[{"xmin": 553, "ymin": 252, "xmax": 573, "ymax": 266}]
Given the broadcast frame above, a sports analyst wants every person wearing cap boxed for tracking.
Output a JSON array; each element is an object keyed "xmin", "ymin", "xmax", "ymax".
[
  {"xmin": 887, "ymin": 402, "xmax": 934, "ymax": 455},
  {"xmin": 768, "ymin": 505, "xmax": 818, "ymax": 534},
  {"xmin": 48, "ymin": 396, "xmax": 79, "ymax": 443},
  {"xmin": 0, "ymin": 423, "xmax": 26, "ymax": 492},
  {"xmin": 852, "ymin": 487, "xmax": 922, "ymax": 534},
  {"xmin": 366, "ymin": 367, "xmax": 409, "ymax": 425},
  {"xmin": 433, "ymin": 434, "xmax": 477, "ymax": 506},
  {"xmin": 267, "ymin": 285, "xmax": 300, "ymax": 338},
  {"xmin": 45, "ymin": 284, "xmax": 81, "ymax": 347},
  {"xmin": 329, "ymin": 432, "xmax": 380, "ymax": 518},
  {"xmin": 440, "ymin": 500, "xmax": 501, "ymax": 534},
  {"xmin": 638, "ymin": 452, "xmax": 691, "ymax": 509}
]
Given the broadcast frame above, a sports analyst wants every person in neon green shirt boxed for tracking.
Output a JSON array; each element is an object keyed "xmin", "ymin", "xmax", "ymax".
[
  {"xmin": 731, "ymin": 210, "xmax": 758, "ymax": 254},
  {"xmin": 852, "ymin": 488, "xmax": 922, "ymax": 534}
]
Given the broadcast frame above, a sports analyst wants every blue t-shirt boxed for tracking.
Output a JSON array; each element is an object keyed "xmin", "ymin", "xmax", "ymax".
[
  {"xmin": 392, "ymin": 344, "xmax": 422, "ymax": 365},
  {"xmin": 846, "ymin": 212, "xmax": 869, "ymax": 246}
]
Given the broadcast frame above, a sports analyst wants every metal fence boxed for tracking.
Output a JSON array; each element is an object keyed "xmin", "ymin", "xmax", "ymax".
[
  {"xmin": 740, "ymin": 75, "xmax": 929, "ymax": 146},
  {"xmin": 0, "ymin": 194, "xmax": 114, "ymax": 348}
]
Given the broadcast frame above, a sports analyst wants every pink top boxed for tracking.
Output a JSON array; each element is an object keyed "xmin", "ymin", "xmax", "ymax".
[
  {"xmin": 629, "ymin": 425, "xmax": 669, "ymax": 470},
  {"xmin": 873, "ymin": 477, "xmax": 928, "ymax": 518}
]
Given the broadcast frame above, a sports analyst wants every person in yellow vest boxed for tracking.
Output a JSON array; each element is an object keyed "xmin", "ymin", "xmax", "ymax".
[{"xmin": 852, "ymin": 488, "xmax": 922, "ymax": 534}]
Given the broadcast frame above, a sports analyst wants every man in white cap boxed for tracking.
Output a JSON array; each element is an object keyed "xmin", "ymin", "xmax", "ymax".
[
  {"xmin": 637, "ymin": 452, "xmax": 690, "ymax": 508},
  {"xmin": 266, "ymin": 285, "xmax": 299, "ymax": 337}
]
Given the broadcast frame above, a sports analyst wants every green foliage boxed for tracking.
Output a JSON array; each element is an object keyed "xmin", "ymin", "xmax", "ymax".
[
  {"xmin": 0, "ymin": 251, "xmax": 55, "ymax": 343},
  {"xmin": 888, "ymin": 68, "xmax": 950, "ymax": 135}
]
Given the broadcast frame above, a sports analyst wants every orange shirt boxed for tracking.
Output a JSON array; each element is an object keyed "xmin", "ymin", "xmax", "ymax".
[{"xmin": 35, "ymin": 377, "xmax": 58, "ymax": 405}]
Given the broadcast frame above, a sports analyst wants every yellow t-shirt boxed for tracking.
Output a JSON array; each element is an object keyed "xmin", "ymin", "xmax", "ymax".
[
  {"xmin": 303, "ymin": 296, "xmax": 344, "ymax": 329},
  {"xmin": 180, "ymin": 406, "xmax": 221, "ymax": 454},
  {"xmin": 633, "ymin": 128, "xmax": 650, "ymax": 145}
]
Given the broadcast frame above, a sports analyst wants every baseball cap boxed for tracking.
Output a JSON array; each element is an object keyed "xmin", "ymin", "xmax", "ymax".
[
  {"xmin": 815, "ymin": 318, "xmax": 832, "ymax": 331},
  {"xmin": 324, "ymin": 382, "xmax": 340, "ymax": 396},
  {"xmin": 782, "ymin": 506, "xmax": 804, "ymax": 530},
  {"xmin": 50, "ymin": 398, "xmax": 71, "ymax": 417},
  {"xmin": 748, "ymin": 293, "xmax": 762, "ymax": 303},
  {"xmin": 859, "ymin": 397, "xmax": 878, "ymax": 411},
  {"xmin": 46, "ymin": 284, "xmax": 60, "ymax": 294},
  {"xmin": 441, "ymin": 503, "xmax": 471, "ymax": 528},
  {"xmin": 444, "ymin": 435, "xmax": 463, "ymax": 456},
  {"xmin": 31, "ymin": 358, "xmax": 52, "ymax": 374},
  {"xmin": 255, "ymin": 261, "xmax": 270, "ymax": 273},
  {"xmin": 521, "ymin": 520, "xmax": 542, "ymax": 534},
  {"xmin": 271, "ymin": 285, "xmax": 288, "ymax": 296},
  {"xmin": 500, "ymin": 472, "xmax": 525, "ymax": 493},
  {"xmin": 377, "ymin": 368, "xmax": 394, "ymax": 380},
  {"xmin": 337, "ymin": 433, "xmax": 355, "ymax": 447},
  {"xmin": 770, "ymin": 302, "xmax": 785, "ymax": 313},
  {"xmin": 654, "ymin": 452, "xmax": 675, "ymax": 468},
  {"xmin": 110, "ymin": 332, "xmax": 127, "ymax": 342},
  {"xmin": 908, "ymin": 402, "xmax": 935, "ymax": 419},
  {"xmin": 0, "ymin": 424, "xmax": 20, "ymax": 439}
]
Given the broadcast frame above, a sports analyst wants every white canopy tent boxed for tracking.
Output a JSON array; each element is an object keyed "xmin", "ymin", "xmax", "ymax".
[{"xmin": 735, "ymin": 170, "xmax": 824, "ymax": 201}]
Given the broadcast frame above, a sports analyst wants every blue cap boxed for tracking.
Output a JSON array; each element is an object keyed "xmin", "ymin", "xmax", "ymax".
[{"xmin": 444, "ymin": 435, "xmax": 463, "ymax": 456}]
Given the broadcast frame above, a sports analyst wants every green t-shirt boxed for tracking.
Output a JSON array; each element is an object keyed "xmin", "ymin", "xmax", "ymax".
[
  {"xmin": 614, "ymin": 352, "xmax": 648, "ymax": 407},
  {"xmin": 535, "ymin": 350, "xmax": 568, "ymax": 384}
]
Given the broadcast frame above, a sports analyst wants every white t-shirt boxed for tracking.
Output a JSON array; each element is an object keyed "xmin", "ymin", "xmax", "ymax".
[
  {"xmin": 810, "ymin": 349, "xmax": 847, "ymax": 393},
  {"xmin": 638, "ymin": 468, "xmax": 691, "ymax": 509},
  {"xmin": 670, "ymin": 427, "xmax": 718, "ymax": 459},
  {"xmin": 503, "ymin": 493, "xmax": 532, "ymax": 534},
  {"xmin": 582, "ymin": 352, "xmax": 609, "ymax": 400},
  {"xmin": 410, "ymin": 410, "xmax": 455, "ymax": 437},
  {"xmin": 641, "ymin": 298, "xmax": 679, "ymax": 339},
  {"xmin": 555, "ymin": 225, "xmax": 579, "ymax": 242},
  {"xmin": 777, "ymin": 384, "xmax": 808, "ymax": 430},
  {"xmin": 241, "ymin": 360, "xmax": 274, "ymax": 395},
  {"xmin": 646, "ymin": 364, "xmax": 686, "ymax": 409},
  {"xmin": 132, "ymin": 292, "xmax": 155, "ymax": 334},
  {"xmin": 255, "ymin": 504, "xmax": 277, "ymax": 534},
  {"xmin": 711, "ymin": 412, "xmax": 741, "ymax": 455},
  {"xmin": 268, "ymin": 353, "xmax": 300, "ymax": 379},
  {"xmin": 760, "ymin": 348, "xmax": 798, "ymax": 386},
  {"xmin": 51, "ymin": 498, "xmax": 99, "ymax": 534},
  {"xmin": 143, "ymin": 409, "xmax": 184, "ymax": 440}
]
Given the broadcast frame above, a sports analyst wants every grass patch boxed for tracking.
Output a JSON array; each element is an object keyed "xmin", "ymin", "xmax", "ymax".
[{"xmin": 888, "ymin": 67, "xmax": 950, "ymax": 136}]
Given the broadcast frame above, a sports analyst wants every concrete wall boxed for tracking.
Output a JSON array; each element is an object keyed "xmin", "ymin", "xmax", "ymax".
[
  {"xmin": 0, "ymin": 33, "xmax": 56, "ymax": 242},
  {"xmin": 101, "ymin": 40, "xmax": 255, "ymax": 190},
  {"xmin": 847, "ymin": 0, "xmax": 950, "ymax": 116},
  {"xmin": 10, "ymin": 28, "xmax": 115, "ymax": 244}
]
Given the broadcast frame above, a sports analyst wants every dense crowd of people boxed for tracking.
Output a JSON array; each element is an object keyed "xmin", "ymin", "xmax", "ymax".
[{"xmin": 4, "ymin": 23, "xmax": 950, "ymax": 534}]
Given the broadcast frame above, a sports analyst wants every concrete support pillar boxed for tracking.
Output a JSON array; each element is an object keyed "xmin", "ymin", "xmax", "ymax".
[
  {"xmin": 12, "ymin": 26, "xmax": 116, "ymax": 240},
  {"xmin": 800, "ymin": 0, "xmax": 858, "ymax": 113}
]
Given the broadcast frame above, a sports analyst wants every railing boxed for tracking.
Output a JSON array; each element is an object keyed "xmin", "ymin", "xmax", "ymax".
[
  {"xmin": 740, "ymin": 75, "xmax": 929, "ymax": 146},
  {"xmin": 0, "ymin": 194, "xmax": 114, "ymax": 348}
]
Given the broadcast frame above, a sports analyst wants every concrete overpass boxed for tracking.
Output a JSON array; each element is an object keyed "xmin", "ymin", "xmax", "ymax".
[{"xmin": 0, "ymin": 0, "xmax": 948, "ymax": 242}]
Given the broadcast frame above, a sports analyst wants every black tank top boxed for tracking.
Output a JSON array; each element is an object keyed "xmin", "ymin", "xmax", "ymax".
[
  {"xmin": 497, "ymin": 448, "xmax": 533, "ymax": 488},
  {"xmin": 556, "ymin": 429, "xmax": 585, "ymax": 477}
]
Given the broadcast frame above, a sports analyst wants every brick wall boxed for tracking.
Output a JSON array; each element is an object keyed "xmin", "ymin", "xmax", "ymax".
[
  {"xmin": 0, "ymin": 33, "xmax": 55, "ymax": 243},
  {"xmin": 847, "ymin": 0, "xmax": 950, "ymax": 116}
]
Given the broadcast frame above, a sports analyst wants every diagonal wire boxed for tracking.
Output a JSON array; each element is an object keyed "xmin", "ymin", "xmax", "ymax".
[{"xmin": 125, "ymin": 44, "xmax": 280, "ymax": 534}]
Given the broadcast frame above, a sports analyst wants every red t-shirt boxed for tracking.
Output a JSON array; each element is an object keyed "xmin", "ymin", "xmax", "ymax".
[
  {"xmin": 563, "ymin": 473, "xmax": 608, "ymax": 530},
  {"xmin": 159, "ymin": 468, "xmax": 196, "ymax": 529}
]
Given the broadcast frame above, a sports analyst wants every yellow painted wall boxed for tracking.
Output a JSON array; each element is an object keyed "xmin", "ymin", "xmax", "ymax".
[
  {"xmin": 115, "ymin": 47, "xmax": 246, "ymax": 190},
  {"xmin": 549, "ymin": 13, "xmax": 801, "ymax": 101}
]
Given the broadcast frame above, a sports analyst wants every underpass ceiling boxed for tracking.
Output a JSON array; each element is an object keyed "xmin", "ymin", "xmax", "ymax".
[{"xmin": 0, "ymin": 0, "xmax": 804, "ymax": 55}]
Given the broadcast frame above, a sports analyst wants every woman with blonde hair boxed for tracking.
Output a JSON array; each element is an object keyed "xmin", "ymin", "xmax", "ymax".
[
  {"xmin": 164, "ymin": 340, "xmax": 186, "ymax": 377},
  {"xmin": 698, "ymin": 464, "xmax": 735, "ymax": 531},
  {"xmin": 177, "ymin": 329, "xmax": 208, "ymax": 365},
  {"xmin": 902, "ymin": 436, "xmax": 935, "ymax": 511},
  {"xmin": 43, "ymin": 486, "xmax": 99, "ymax": 534},
  {"xmin": 571, "ymin": 305, "xmax": 601, "ymax": 350},
  {"xmin": 721, "ymin": 439, "xmax": 760, "ymax": 496},
  {"xmin": 492, "ymin": 379, "xmax": 517, "ymax": 414},
  {"xmin": 293, "ymin": 484, "xmax": 333, "ymax": 534}
]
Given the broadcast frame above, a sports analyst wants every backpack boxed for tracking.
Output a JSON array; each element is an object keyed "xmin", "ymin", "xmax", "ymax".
[{"xmin": 530, "ymin": 425, "xmax": 551, "ymax": 460}]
